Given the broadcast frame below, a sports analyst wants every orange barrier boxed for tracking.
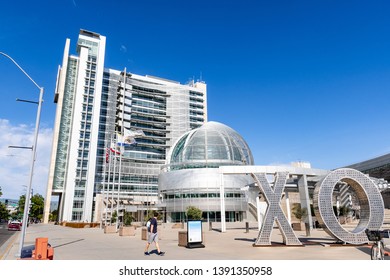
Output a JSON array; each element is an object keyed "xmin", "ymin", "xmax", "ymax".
[{"xmin": 20, "ymin": 237, "xmax": 54, "ymax": 260}]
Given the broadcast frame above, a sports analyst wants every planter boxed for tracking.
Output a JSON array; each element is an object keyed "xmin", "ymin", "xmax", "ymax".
[
  {"xmin": 292, "ymin": 222, "xmax": 305, "ymax": 231},
  {"xmin": 178, "ymin": 231, "xmax": 188, "ymax": 247},
  {"xmin": 142, "ymin": 227, "xmax": 148, "ymax": 240},
  {"xmin": 104, "ymin": 225, "xmax": 117, "ymax": 234},
  {"xmin": 119, "ymin": 226, "xmax": 136, "ymax": 236}
]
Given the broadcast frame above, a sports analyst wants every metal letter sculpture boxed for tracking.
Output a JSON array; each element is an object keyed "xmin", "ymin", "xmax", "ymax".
[
  {"xmin": 313, "ymin": 168, "xmax": 384, "ymax": 245},
  {"xmin": 251, "ymin": 172, "xmax": 302, "ymax": 246}
]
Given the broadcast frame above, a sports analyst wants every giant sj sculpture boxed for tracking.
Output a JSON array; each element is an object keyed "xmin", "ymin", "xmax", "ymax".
[
  {"xmin": 219, "ymin": 166, "xmax": 385, "ymax": 246},
  {"xmin": 313, "ymin": 168, "xmax": 384, "ymax": 245},
  {"xmin": 251, "ymin": 172, "xmax": 302, "ymax": 246}
]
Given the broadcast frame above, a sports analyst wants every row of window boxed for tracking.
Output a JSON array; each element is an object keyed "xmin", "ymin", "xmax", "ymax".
[
  {"xmin": 190, "ymin": 116, "xmax": 205, "ymax": 122},
  {"xmin": 189, "ymin": 103, "xmax": 204, "ymax": 110},
  {"xmin": 86, "ymin": 70, "xmax": 96, "ymax": 79},
  {"xmin": 132, "ymin": 105, "xmax": 166, "ymax": 116},
  {"xmin": 83, "ymin": 95, "xmax": 94, "ymax": 104},
  {"xmin": 190, "ymin": 110, "xmax": 204, "ymax": 116},
  {"xmin": 189, "ymin": 90, "xmax": 204, "ymax": 97},
  {"xmin": 86, "ymin": 62, "xmax": 97, "ymax": 71},
  {"xmin": 164, "ymin": 193, "xmax": 243, "ymax": 199},
  {"xmin": 170, "ymin": 211, "xmax": 244, "ymax": 223},
  {"xmin": 73, "ymin": 198, "xmax": 84, "ymax": 209},
  {"xmin": 132, "ymin": 99, "xmax": 166, "ymax": 110},
  {"xmin": 132, "ymin": 85, "xmax": 166, "ymax": 96},
  {"xmin": 100, "ymin": 185, "xmax": 158, "ymax": 193}
]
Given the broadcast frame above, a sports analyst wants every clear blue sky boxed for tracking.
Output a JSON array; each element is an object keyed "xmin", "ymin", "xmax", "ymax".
[{"xmin": 1, "ymin": 0, "xmax": 390, "ymax": 199}]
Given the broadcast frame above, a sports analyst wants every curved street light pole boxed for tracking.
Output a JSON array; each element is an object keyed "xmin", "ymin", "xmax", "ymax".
[{"xmin": 0, "ymin": 52, "xmax": 44, "ymax": 257}]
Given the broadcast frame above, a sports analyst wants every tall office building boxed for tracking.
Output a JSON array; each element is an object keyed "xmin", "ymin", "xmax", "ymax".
[{"xmin": 44, "ymin": 30, "xmax": 207, "ymax": 223}]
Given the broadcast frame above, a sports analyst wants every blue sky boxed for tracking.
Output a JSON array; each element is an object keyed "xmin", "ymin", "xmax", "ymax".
[{"xmin": 1, "ymin": 0, "xmax": 390, "ymax": 199}]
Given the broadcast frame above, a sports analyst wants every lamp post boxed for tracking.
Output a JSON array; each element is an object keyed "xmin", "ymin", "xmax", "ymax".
[{"xmin": 0, "ymin": 52, "xmax": 44, "ymax": 257}]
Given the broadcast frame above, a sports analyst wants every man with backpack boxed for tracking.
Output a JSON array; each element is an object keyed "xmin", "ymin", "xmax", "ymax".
[{"xmin": 144, "ymin": 212, "xmax": 165, "ymax": 256}]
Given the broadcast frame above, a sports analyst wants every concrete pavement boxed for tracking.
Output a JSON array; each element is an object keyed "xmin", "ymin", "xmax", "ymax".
[{"xmin": 0, "ymin": 222, "xmax": 382, "ymax": 260}]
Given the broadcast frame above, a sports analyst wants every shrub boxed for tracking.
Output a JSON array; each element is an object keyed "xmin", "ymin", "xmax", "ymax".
[
  {"xmin": 292, "ymin": 203, "xmax": 308, "ymax": 222},
  {"xmin": 186, "ymin": 206, "xmax": 202, "ymax": 220},
  {"xmin": 123, "ymin": 211, "xmax": 133, "ymax": 226}
]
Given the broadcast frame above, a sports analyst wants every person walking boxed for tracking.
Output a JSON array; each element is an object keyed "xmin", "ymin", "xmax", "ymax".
[{"xmin": 144, "ymin": 212, "xmax": 165, "ymax": 256}]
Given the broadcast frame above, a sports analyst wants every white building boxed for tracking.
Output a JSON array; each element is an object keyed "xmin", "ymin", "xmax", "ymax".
[
  {"xmin": 44, "ymin": 30, "xmax": 207, "ymax": 223},
  {"xmin": 159, "ymin": 121, "xmax": 254, "ymax": 222}
]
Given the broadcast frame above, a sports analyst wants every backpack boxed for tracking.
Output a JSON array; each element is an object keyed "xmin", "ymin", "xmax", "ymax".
[{"xmin": 146, "ymin": 220, "xmax": 151, "ymax": 232}]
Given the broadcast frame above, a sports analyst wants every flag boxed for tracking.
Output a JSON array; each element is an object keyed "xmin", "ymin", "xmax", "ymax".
[
  {"xmin": 124, "ymin": 128, "xmax": 145, "ymax": 139},
  {"xmin": 117, "ymin": 128, "xmax": 144, "ymax": 147},
  {"xmin": 116, "ymin": 133, "xmax": 125, "ymax": 146},
  {"xmin": 110, "ymin": 140, "xmax": 122, "ymax": 155},
  {"xmin": 116, "ymin": 133, "xmax": 133, "ymax": 147}
]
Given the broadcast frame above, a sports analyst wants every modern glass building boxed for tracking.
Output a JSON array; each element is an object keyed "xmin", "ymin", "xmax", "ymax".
[
  {"xmin": 159, "ymin": 121, "xmax": 254, "ymax": 222},
  {"xmin": 44, "ymin": 30, "xmax": 207, "ymax": 223}
]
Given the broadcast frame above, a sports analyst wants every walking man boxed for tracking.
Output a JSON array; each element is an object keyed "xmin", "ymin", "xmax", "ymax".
[{"xmin": 144, "ymin": 212, "xmax": 165, "ymax": 256}]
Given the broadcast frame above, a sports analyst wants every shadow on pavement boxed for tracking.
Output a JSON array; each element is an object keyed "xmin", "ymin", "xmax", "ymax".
[{"xmin": 52, "ymin": 239, "xmax": 84, "ymax": 249}]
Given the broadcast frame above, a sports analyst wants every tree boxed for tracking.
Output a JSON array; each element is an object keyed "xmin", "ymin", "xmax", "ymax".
[
  {"xmin": 0, "ymin": 203, "xmax": 9, "ymax": 221},
  {"xmin": 186, "ymin": 206, "xmax": 202, "ymax": 220},
  {"xmin": 17, "ymin": 194, "xmax": 26, "ymax": 219},
  {"xmin": 30, "ymin": 194, "xmax": 44, "ymax": 221},
  {"xmin": 0, "ymin": 187, "xmax": 9, "ymax": 222},
  {"xmin": 49, "ymin": 210, "xmax": 58, "ymax": 223},
  {"xmin": 145, "ymin": 210, "xmax": 154, "ymax": 221},
  {"xmin": 292, "ymin": 203, "xmax": 308, "ymax": 222},
  {"xmin": 18, "ymin": 193, "xmax": 45, "ymax": 222},
  {"xmin": 338, "ymin": 205, "xmax": 351, "ymax": 217},
  {"xmin": 111, "ymin": 210, "xmax": 117, "ymax": 223},
  {"xmin": 0, "ymin": 186, "xmax": 7, "ymax": 221},
  {"xmin": 122, "ymin": 211, "xmax": 133, "ymax": 226}
]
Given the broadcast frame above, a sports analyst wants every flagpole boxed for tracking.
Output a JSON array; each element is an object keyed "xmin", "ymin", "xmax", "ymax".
[
  {"xmin": 106, "ymin": 133, "xmax": 112, "ymax": 226},
  {"xmin": 101, "ymin": 140, "xmax": 107, "ymax": 229},
  {"xmin": 116, "ymin": 68, "xmax": 126, "ymax": 230},
  {"xmin": 103, "ymin": 134, "xmax": 111, "ymax": 228},
  {"xmin": 112, "ymin": 133, "xmax": 117, "ymax": 227}
]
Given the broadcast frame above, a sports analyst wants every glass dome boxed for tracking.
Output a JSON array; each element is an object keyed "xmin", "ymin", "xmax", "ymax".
[{"xmin": 167, "ymin": 121, "xmax": 254, "ymax": 170}]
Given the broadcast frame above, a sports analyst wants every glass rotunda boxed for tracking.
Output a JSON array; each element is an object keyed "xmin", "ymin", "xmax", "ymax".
[{"xmin": 159, "ymin": 121, "xmax": 255, "ymax": 222}]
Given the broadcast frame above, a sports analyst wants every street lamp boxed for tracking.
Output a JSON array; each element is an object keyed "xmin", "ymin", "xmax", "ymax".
[{"xmin": 0, "ymin": 52, "xmax": 44, "ymax": 258}]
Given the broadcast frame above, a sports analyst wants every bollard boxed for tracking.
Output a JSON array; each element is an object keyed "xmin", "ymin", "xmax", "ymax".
[
  {"xmin": 34, "ymin": 237, "xmax": 49, "ymax": 260},
  {"xmin": 31, "ymin": 237, "xmax": 54, "ymax": 260},
  {"xmin": 19, "ymin": 237, "xmax": 54, "ymax": 260},
  {"xmin": 245, "ymin": 222, "xmax": 249, "ymax": 233},
  {"xmin": 305, "ymin": 223, "xmax": 311, "ymax": 237},
  {"xmin": 209, "ymin": 221, "xmax": 212, "ymax": 231}
]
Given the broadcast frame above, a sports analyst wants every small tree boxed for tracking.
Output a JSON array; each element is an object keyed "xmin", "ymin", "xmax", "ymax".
[
  {"xmin": 186, "ymin": 206, "xmax": 202, "ymax": 220},
  {"xmin": 0, "ymin": 187, "xmax": 9, "ymax": 221},
  {"xmin": 145, "ymin": 210, "xmax": 154, "ymax": 222},
  {"xmin": 30, "ymin": 194, "xmax": 44, "ymax": 222},
  {"xmin": 339, "ymin": 205, "xmax": 350, "ymax": 216},
  {"xmin": 292, "ymin": 203, "xmax": 308, "ymax": 222},
  {"xmin": 49, "ymin": 210, "xmax": 58, "ymax": 223},
  {"xmin": 123, "ymin": 211, "xmax": 133, "ymax": 226},
  {"xmin": 18, "ymin": 194, "xmax": 26, "ymax": 217},
  {"xmin": 0, "ymin": 202, "xmax": 9, "ymax": 222},
  {"xmin": 110, "ymin": 210, "xmax": 117, "ymax": 224}
]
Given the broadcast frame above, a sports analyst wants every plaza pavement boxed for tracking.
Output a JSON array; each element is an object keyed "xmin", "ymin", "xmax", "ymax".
[{"xmin": 0, "ymin": 221, "xmax": 384, "ymax": 260}]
